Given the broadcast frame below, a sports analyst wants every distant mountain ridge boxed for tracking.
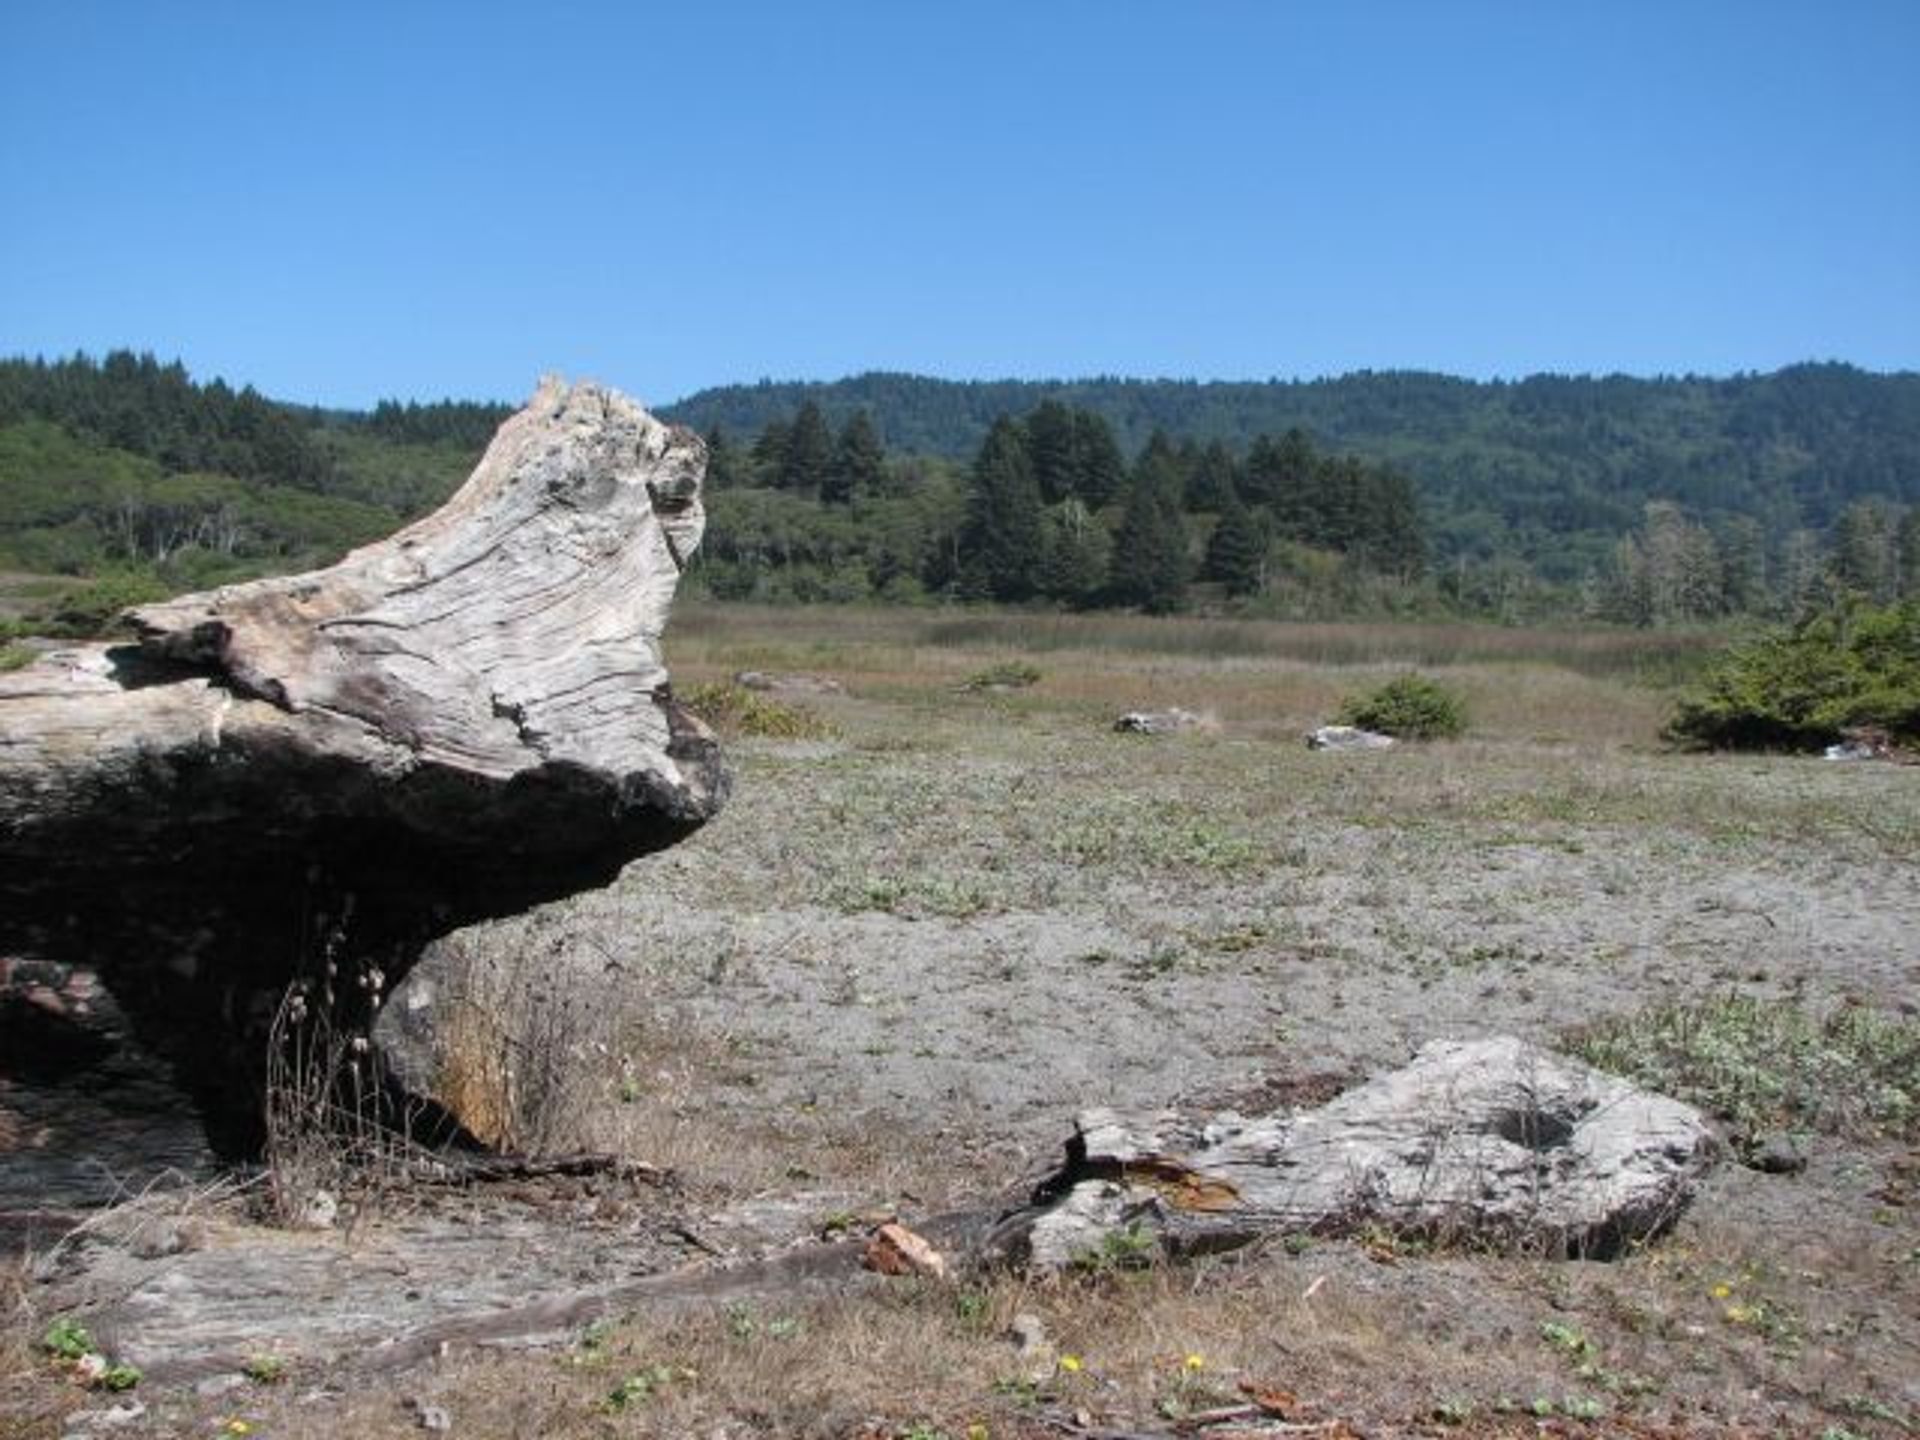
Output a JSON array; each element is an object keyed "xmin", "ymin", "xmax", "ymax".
[{"xmin": 663, "ymin": 362, "xmax": 1920, "ymax": 461}]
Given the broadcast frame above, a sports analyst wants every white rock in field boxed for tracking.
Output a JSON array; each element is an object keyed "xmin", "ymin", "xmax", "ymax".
[{"xmin": 1308, "ymin": 724, "xmax": 1395, "ymax": 750}]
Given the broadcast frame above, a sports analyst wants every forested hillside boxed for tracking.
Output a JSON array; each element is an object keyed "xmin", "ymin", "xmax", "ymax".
[
  {"xmin": 3, "ymin": 352, "xmax": 1917, "ymax": 635},
  {"xmin": 667, "ymin": 364, "xmax": 1920, "ymax": 591},
  {"xmin": 0, "ymin": 354, "xmax": 505, "ymax": 624}
]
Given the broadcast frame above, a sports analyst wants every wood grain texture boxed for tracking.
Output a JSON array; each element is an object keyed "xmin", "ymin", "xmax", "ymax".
[{"xmin": 0, "ymin": 377, "xmax": 726, "ymax": 1154}]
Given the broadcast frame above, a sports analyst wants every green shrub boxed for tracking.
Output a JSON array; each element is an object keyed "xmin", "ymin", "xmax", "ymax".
[
  {"xmin": 1664, "ymin": 599, "xmax": 1920, "ymax": 751},
  {"xmin": 1335, "ymin": 671, "xmax": 1467, "ymax": 739},
  {"xmin": 29, "ymin": 572, "xmax": 169, "ymax": 639},
  {"xmin": 681, "ymin": 681, "xmax": 833, "ymax": 740}
]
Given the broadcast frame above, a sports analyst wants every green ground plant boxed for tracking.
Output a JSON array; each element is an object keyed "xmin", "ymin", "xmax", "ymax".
[
  {"xmin": 1567, "ymin": 994, "xmax": 1920, "ymax": 1142},
  {"xmin": 1335, "ymin": 671, "xmax": 1468, "ymax": 739},
  {"xmin": 41, "ymin": 1318, "xmax": 93, "ymax": 1361}
]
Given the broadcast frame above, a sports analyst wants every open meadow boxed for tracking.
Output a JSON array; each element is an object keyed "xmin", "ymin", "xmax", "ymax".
[{"xmin": 6, "ymin": 604, "xmax": 1917, "ymax": 1439}]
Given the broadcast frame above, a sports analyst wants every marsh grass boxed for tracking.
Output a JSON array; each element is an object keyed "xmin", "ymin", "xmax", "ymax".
[
  {"xmin": 672, "ymin": 601, "xmax": 1727, "ymax": 683},
  {"xmin": 669, "ymin": 602, "xmax": 1702, "ymax": 749}
]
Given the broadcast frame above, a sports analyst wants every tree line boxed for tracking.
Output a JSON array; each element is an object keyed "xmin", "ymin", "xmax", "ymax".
[
  {"xmin": 4, "ymin": 350, "xmax": 1917, "ymax": 628},
  {"xmin": 695, "ymin": 399, "xmax": 1424, "ymax": 614},
  {"xmin": 665, "ymin": 363, "xmax": 1920, "ymax": 596},
  {"xmin": 1591, "ymin": 498, "xmax": 1920, "ymax": 626}
]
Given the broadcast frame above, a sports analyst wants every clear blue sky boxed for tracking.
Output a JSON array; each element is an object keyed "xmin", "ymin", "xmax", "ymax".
[{"xmin": 3, "ymin": 2, "xmax": 1916, "ymax": 408}]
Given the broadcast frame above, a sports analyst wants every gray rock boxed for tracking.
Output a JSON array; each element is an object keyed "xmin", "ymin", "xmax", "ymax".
[
  {"xmin": 1824, "ymin": 740, "xmax": 1882, "ymax": 761},
  {"xmin": 1308, "ymin": 724, "xmax": 1395, "ymax": 750},
  {"xmin": 1742, "ymin": 1131, "xmax": 1808, "ymax": 1174},
  {"xmin": 62, "ymin": 1401, "xmax": 146, "ymax": 1432},
  {"xmin": 414, "ymin": 1403, "xmax": 452, "ymax": 1432}
]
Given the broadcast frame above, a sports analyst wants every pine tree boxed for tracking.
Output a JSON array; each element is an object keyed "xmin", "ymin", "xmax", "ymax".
[
  {"xmin": 824, "ymin": 410, "xmax": 884, "ymax": 505},
  {"xmin": 1204, "ymin": 484, "xmax": 1267, "ymax": 596},
  {"xmin": 749, "ymin": 418, "xmax": 791, "ymax": 484},
  {"xmin": 703, "ymin": 425, "xmax": 743, "ymax": 489},
  {"xmin": 1243, "ymin": 426, "xmax": 1316, "ymax": 521},
  {"xmin": 1070, "ymin": 411, "xmax": 1126, "ymax": 508},
  {"xmin": 1185, "ymin": 441, "xmax": 1239, "ymax": 512},
  {"xmin": 1108, "ymin": 444, "xmax": 1188, "ymax": 613},
  {"xmin": 957, "ymin": 417, "xmax": 1045, "ymax": 601},
  {"xmin": 779, "ymin": 401, "xmax": 832, "ymax": 494},
  {"xmin": 1037, "ymin": 498, "xmax": 1110, "ymax": 606},
  {"xmin": 1026, "ymin": 400, "xmax": 1078, "ymax": 503}
]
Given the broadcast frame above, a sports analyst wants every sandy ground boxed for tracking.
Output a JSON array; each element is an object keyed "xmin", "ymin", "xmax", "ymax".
[
  {"xmin": 7, "ymin": 643, "xmax": 1919, "ymax": 1437},
  {"xmin": 476, "ymin": 706, "xmax": 1919, "ymax": 1174}
]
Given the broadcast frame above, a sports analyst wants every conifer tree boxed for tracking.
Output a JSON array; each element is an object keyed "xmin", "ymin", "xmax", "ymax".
[
  {"xmin": 1108, "ymin": 443, "xmax": 1188, "ymax": 613},
  {"xmin": 1185, "ymin": 440, "xmax": 1239, "ymax": 512},
  {"xmin": 824, "ymin": 410, "xmax": 884, "ymax": 505},
  {"xmin": 1025, "ymin": 400, "xmax": 1078, "ymax": 503},
  {"xmin": 958, "ymin": 417, "xmax": 1045, "ymax": 601},
  {"xmin": 1038, "ymin": 497, "xmax": 1110, "ymax": 606},
  {"xmin": 1245, "ymin": 427, "xmax": 1318, "ymax": 533},
  {"xmin": 1204, "ymin": 483, "xmax": 1267, "ymax": 596},
  {"xmin": 703, "ymin": 425, "xmax": 743, "ymax": 489},
  {"xmin": 779, "ymin": 401, "xmax": 832, "ymax": 494},
  {"xmin": 749, "ymin": 418, "xmax": 791, "ymax": 484},
  {"xmin": 1070, "ymin": 410, "xmax": 1126, "ymax": 508}
]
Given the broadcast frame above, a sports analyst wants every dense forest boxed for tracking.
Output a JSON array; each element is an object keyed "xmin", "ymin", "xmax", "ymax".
[
  {"xmin": 669, "ymin": 365, "xmax": 1920, "ymax": 613},
  {"xmin": 2, "ymin": 351, "xmax": 1917, "ymax": 633}
]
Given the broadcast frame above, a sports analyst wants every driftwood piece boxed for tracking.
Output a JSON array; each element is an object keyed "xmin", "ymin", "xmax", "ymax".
[
  {"xmin": 987, "ymin": 1037, "xmax": 1717, "ymax": 1268},
  {"xmin": 45, "ymin": 1204, "xmax": 1000, "ymax": 1384},
  {"xmin": 0, "ymin": 378, "xmax": 726, "ymax": 1153},
  {"xmin": 23, "ymin": 1044, "xmax": 1714, "ymax": 1384}
]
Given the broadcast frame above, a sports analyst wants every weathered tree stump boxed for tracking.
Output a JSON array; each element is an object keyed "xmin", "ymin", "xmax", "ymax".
[
  {"xmin": 0, "ymin": 378, "xmax": 726, "ymax": 1156},
  {"xmin": 986, "ymin": 1036, "xmax": 1717, "ymax": 1267}
]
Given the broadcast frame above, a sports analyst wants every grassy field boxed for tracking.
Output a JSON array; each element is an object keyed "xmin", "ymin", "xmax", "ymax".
[{"xmin": 5, "ymin": 605, "xmax": 1916, "ymax": 1439}]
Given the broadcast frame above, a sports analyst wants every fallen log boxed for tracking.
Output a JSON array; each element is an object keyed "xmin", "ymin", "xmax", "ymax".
[
  {"xmin": 986, "ymin": 1036, "xmax": 1717, "ymax": 1267},
  {"xmin": 0, "ymin": 377, "xmax": 727, "ymax": 1156},
  {"xmin": 22, "ymin": 1042, "xmax": 1715, "ymax": 1383}
]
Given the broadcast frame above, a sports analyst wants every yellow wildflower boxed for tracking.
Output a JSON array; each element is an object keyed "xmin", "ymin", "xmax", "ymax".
[
  {"xmin": 1183, "ymin": 1352, "xmax": 1206, "ymax": 1371},
  {"xmin": 1709, "ymin": 1283, "xmax": 1732, "ymax": 1299},
  {"xmin": 1058, "ymin": 1354, "xmax": 1083, "ymax": 1373}
]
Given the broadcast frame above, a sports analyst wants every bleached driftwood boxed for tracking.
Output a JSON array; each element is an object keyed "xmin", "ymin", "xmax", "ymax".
[
  {"xmin": 987, "ymin": 1037, "xmax": 1717, "ymax": 1267},
  {"xmin": 0, "ymin": 378, "xmax": 726, "ymax": 1151}
]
